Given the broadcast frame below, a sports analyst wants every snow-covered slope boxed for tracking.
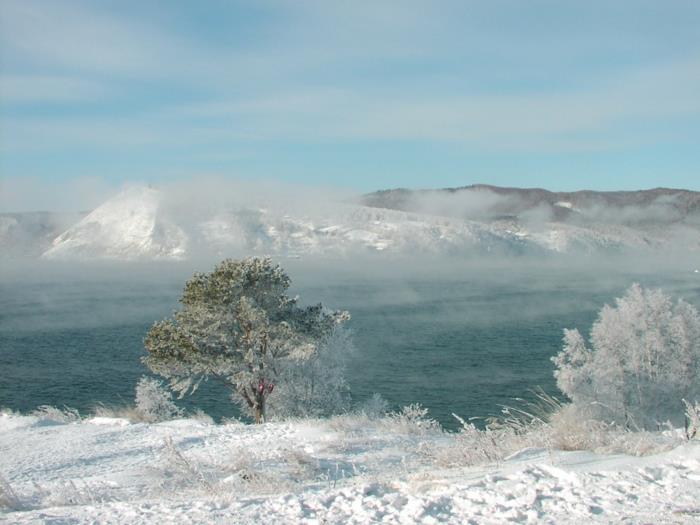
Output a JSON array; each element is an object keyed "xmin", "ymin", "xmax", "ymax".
[
  {"xmin": 1, "ymin": 414, "xmax": 699, "ymax": 524},
  {"xmin": 43, "ymin": 187, "xmax": 187, "ymax": 260},
  {"xmin": 38, "ymin": 185, "xmax": 689, "ymax": 261},
  {"xmin": 197, "ymin": 205, "xmax": 534, "ymax": 257}
]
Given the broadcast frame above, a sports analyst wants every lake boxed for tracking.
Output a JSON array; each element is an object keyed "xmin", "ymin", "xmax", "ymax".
[{"xmin": 1, "ymin": 258, "xmax": 698, "ymax": 429}]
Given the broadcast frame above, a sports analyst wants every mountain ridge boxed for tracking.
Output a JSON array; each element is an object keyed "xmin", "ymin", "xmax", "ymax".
[
  {"xmin": 360, "ymin": 185, "xmax": 700, "ymax": 226},
  {"xmin": 3, "ymin": 184, "xmax": 699, "ymax": 261}
]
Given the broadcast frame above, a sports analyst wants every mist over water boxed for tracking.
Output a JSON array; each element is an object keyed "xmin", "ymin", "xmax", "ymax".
[{"xmin": 1, "ymin": 257, "xmax": 699, "ymax": 429}]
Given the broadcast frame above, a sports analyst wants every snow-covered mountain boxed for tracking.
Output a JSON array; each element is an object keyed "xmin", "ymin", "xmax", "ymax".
[
  {"xmin": 40, "ymin": 187, "xmax": 511, "ymax": 260},
  {"xmin": 27, "ymin": 184, "xmax": 700, "ymax": 261},
  {"xmin": 43, "ymin": 187, "xmax": 187, "ymax": 260}
]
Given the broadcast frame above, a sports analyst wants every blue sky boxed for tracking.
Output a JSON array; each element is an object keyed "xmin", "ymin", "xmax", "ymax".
[{"xmin": 1, "ymin": 0, "xmax": 699, "ymax": 210}]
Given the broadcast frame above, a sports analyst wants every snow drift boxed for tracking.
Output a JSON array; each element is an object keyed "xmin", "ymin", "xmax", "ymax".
[{"xmin": 1, "ymin": 412, "xmax": 699, "ymax": 524}]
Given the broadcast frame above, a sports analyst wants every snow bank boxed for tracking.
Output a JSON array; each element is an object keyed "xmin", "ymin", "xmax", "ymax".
[{"xmin": 1, "ymin": 415, "xmax": 699, "ymax": 523}]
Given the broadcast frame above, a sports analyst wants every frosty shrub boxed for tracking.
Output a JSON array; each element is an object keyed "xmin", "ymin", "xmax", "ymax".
[
  {"xmin": 267, "ymin": 326, "xmax": 353, "ymax": 419},
  {"xmin": 358, "ymin": 393, "xmax": 390, "ymax": 419},
  {"xmin": 387, "ymin": 404, "xmax": 442, "ymax": 434},
  {"xmin": 144, "ymin": 257, "xmax": 350, "ymax": 423},
  {"xmin": 552, "ymin": 283, "xmax": 700, "ymax": 429},
  {"xmin": 134, "ymin": 376, "xmax": 184, "ymax": 423}
]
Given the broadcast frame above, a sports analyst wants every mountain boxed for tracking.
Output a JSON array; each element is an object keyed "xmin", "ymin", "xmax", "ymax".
[
  {"xmin": 361, "ymin": 185, "xmax": 700, "ymax": 226},
  {"xmin": 27, "ymin": 184, "xmax": 700, "ymax": 261},
  {"xmin": 42, "ymin": 186, "xmax": 187, "ymax": 260},
  {"xmin": 41, "ymin": 187, "xmax": 528, "ymax": 260}
]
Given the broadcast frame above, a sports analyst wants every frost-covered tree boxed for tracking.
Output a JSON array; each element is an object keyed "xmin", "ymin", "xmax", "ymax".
[
  {"xmin": 134, "ymin": 376, "xmax": 183, "ymax": 423},
  {"xmin": 552, "ymin": 283, "xmax": 700, "ymax": 428},
  {"xmin": 267, "ymin": 325, "xmax": 353, "ymax": 419},
  {"xmin": 143, "ymin": 257, "xmax": 350, "ymax": 423}
]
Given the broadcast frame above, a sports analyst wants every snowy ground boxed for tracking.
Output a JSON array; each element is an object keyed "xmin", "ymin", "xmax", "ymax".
[{"xmin": 1, "ymin": 412, "xmax": 700, "ymax": 524}]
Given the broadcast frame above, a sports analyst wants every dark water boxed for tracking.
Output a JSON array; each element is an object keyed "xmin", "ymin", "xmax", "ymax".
[{"xmin": 1, "ymin": 261, "xmax": 698, "ymax": 429}]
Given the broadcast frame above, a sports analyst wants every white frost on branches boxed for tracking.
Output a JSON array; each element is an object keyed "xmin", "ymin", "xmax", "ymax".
[
  {"xmin": 134, "ymin": 376, "xmax": 184, "ymax": 423},
  {"xmin": 553, "ymin": 283, "xmax": 700, "ymax": 428},
  {"xmin": 267, "ymin": 326, "xmax": 353, "ymax": 419},
  {"xmin": 143, "ymin": 257, "xmax": 351, "ymax": 423}
]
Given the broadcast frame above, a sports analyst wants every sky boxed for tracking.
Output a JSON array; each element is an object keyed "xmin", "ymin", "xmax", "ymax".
[{"xmin": 1, "ymin": 0, "xmax": 699, "ymax": 211}]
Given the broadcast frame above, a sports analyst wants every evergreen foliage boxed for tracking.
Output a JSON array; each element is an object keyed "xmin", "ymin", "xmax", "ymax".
[
  {"xmin": 553, "ymin": 283, "xmax": 700, "ymax": 428},
  {"xmin": 143, "ymin": 257, "xmax": 350, "ymax": 423}
]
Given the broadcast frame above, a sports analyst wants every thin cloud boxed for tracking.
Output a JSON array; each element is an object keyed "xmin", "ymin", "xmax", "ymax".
[
  {"xmin": 0, "ymin": 176, "xmax": 117, "ymax": 212},
  {"xmin": 1, "ymin": 0, "xmax": 699, "ymax": 189},
  {"xmin": 8, "ymin": 56, "xmax": 694, "ymax": 154},
  {"xmin": 0, "ymin": 0, "xmax": 189, "ymax": 76},
  {"xmin": 162, "ymin": 55, "xmax": 700, "ymax": 150},
  {"xmin": 0, "ymin": 74, "xmax": 110, "ymax": 103}
]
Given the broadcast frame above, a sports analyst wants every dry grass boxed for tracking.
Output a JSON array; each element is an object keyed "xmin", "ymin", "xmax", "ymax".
[
  {"xmin": 425, "ymin": 390, "xmax": 686, "ymax": 468},
  {"xmin": 92, "ymin": 403, "xmax": 145, "ymax": 422},
  {"xmin": 326, "ymin": 403, "xmax": 443, "ymax": 437},
  {"xmin": 30, "ymin": 405, "xmax": 80, "ymax": 424},
  {"xmin": 159, "ymin": 436, "xmax": 219, "ymax": 494},
  {"xmin": 93, "ymin": 403, "xmax": 214, "ymax": 424},
  {"xmin": 0, "ymin": 475, "xmax": 21, "ymax": 511}
]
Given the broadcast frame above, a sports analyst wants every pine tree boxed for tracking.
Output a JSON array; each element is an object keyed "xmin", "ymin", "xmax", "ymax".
[{"xmin": 143, "ymin": 257, "xmax": 350, "ymax": 423}]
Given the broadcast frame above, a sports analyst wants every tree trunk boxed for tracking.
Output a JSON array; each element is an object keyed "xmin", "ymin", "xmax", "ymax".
[{"xmin": 254, "ymin": 393, "xmax": 266, "ymax": 424}]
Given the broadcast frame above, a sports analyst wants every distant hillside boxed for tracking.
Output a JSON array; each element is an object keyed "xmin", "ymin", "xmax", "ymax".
[
  {"xmin": 361, "ymin": 185, "xmax": 700, "ymax": 225},
  {"xmin": 3, "ymin": 184, "xmax": 699, "ymax": 261}
]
